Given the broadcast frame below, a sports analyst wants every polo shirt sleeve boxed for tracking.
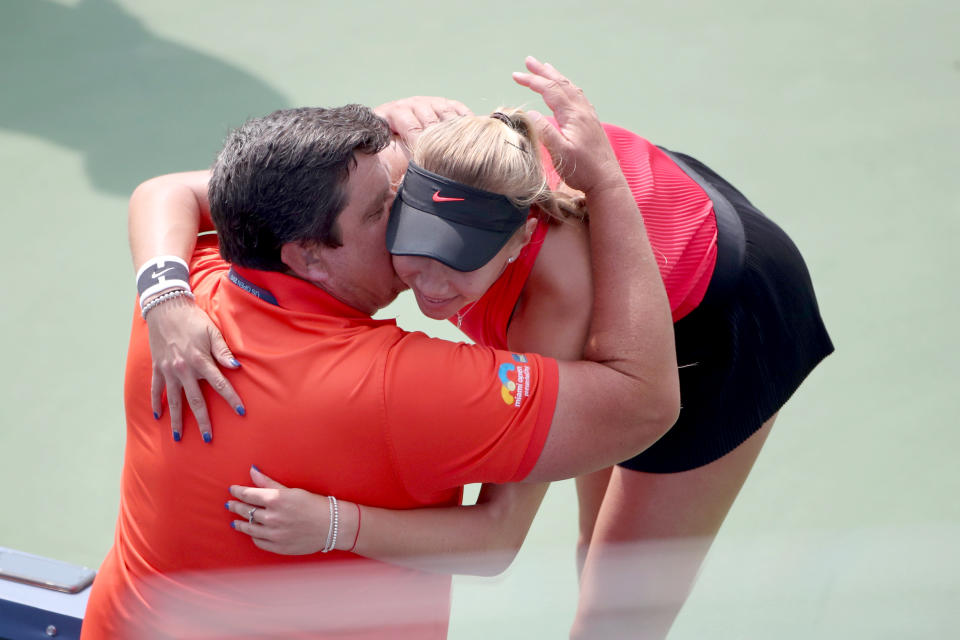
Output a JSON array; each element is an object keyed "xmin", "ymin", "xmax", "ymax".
[
  {"xmin": 188, "ymin": 235, "xmax": 226, "ymax": 285},
  {"xmin": 382, "ymin": 333, "xmax": 559, "ymax": 501}
]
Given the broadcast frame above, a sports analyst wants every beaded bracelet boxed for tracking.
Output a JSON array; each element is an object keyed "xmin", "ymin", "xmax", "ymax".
[
  {"xmin": 322, "ymin": 496, "xmax": 339, "ymax": 553},
  {"xmin": 141, "ymin": 289, "xmax": 195, "ymax": 319}
]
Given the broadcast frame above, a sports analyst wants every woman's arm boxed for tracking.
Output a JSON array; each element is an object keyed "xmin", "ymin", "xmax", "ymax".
[
  {"xmin": 224, "ymin": 224, "xmax": 593, "ymax": 576},
  {"xmin": 224, "ymin": 196, "xmax": 592, "ymax": 577},
  {"xmin": 132, "ymin": 99, "xmax": 469, "ymax": 439},
  {"xmin": 228, "ymin": 467, "xmax": 548, "ymax": 577},
  {"xmin": 354, "ymin": 482, "xmax": 548, "ymax": 576},
  {"xmin": 128, "ymin": 171, "xmax": 243, "ymax": 441},
  {"xmin": 129, "ymin": 170, "xmax": 214, "ymax": 271}
]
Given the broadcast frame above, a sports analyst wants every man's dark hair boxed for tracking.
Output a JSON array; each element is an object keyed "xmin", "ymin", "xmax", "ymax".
[{"xmin": 208, "ymin": 105, "xmax": 391, "ymax": 270}]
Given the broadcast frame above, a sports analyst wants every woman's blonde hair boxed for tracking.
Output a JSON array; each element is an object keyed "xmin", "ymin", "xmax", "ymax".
[{"xmin": 412, "ymin": 109, "xmax": 585, "ymax": 224}]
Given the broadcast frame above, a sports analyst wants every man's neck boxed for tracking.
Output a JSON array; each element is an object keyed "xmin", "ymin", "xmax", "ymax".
[{"xmin": 287, "ymin": 268, "xmax": 396, "ymax": 317}]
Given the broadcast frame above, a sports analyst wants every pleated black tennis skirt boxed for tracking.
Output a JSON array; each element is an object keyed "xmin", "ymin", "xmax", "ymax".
[{"xmin": 619, "ymin": 152, "xmax": 834, "ymax": 473}]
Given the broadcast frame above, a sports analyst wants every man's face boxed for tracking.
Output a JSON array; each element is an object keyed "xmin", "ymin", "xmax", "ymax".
[
  {"xmin": 317, "ymin": 152, "xmax": 408, "ymax": 314},
  {"xmin": 379, "ymin": 138, "xmax": 410, "ymax": 192}
]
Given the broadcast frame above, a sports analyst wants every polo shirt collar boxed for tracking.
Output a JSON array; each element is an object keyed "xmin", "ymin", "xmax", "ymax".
[{"xmin": 230, "ymin": 265, "xmax": 374, "ymax": 319}]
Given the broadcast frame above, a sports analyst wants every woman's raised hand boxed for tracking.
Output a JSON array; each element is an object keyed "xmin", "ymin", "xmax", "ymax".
[
  {"xmin": 512, "ymin": 57, "xmax": 623, "ymax": 195},
  {"xmin": 146, "ymin": 297, "xmax": 244, "ymax": 442}
]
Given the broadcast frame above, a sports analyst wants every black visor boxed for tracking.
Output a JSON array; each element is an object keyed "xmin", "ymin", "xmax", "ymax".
[{"xmin": 386, "ymin": 162, "xmax": 529, "ymax": 272}]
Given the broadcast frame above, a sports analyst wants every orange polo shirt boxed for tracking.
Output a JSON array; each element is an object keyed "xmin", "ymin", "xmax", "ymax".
[{"xmin": 81, "ymin": 236, "xmax": 558, "ymax": 639}]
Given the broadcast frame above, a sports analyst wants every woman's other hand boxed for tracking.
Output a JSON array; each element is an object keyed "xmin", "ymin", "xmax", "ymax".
[
  {"xmin": 512, "ymin": 57, "xmax": 623, "ymax": 195},
  {"xmin": 227, "ymin": 467, "xmax": 358, "ymax": 555},
  {"xmin": 146, "ymin": 295, "xmax": 243, "ymax": 442}
]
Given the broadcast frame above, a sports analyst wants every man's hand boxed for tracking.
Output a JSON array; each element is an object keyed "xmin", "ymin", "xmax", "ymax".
[
  {"xmin": 373, "ymin": 97, "xmax": 472, "ymax": 148},
  {"xmin": 512, "ymin": 57, "xmax": 623, "ymax": 195},
  {"xmin": 146, "ymin": 295, "xmax": 244, "ymax": 442}
]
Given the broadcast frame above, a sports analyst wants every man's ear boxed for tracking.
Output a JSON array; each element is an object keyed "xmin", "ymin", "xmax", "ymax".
[{"xmin": 280, "ymin": 241, "xmax": 330, "ymax": 285}]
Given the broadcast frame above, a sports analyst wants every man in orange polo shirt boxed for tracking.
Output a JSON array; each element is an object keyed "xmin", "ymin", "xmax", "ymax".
[{"xmin": 82, "ymin": 62, "xmax": 679, "ymax": 639}]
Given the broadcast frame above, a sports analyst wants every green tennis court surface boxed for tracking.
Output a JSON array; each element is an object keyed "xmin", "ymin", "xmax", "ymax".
[{"xmin": 2, "ymin": 1, "xmax": 957, "ymax": 637}]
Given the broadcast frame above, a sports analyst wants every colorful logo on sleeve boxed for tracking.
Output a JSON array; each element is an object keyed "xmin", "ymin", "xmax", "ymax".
[{"xmin": 498, "ymin": 354, "xmax": 530, "ymax": 407}]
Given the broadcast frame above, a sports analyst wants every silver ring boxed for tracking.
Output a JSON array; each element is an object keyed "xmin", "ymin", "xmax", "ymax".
[{"xmin": 247, "ymin": 507, "xmax": 258, "ymax": 524}]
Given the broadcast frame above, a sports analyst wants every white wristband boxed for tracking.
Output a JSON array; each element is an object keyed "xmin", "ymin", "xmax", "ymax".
[{"xmin": 136, "ymin": 256, "xmax": 191, "ymax": 307}]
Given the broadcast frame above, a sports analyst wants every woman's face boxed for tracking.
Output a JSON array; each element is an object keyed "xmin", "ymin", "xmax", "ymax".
[
  {"xmin": 392, "ymin": 241, "xmax": 518, "ymax": 320},
  {"xmin": 392, "ymin": 216, "xmax": 537, "ymax": 320}
]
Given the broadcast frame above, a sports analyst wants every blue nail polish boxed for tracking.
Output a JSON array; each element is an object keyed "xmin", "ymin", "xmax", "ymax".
[
  {"xmin": 236, "ymin": 406, "xmax": 246, "ymax": 416},
  {"xmin": 173, "ymin": 431, "xmax": 181, "ymax": 442},
  {"xmin": 225, "ymin": 502, "xmax": 230, "ymax": 510},
  {"xmin": 230, "ymin": 521, "xmax": 236, "ymax": 529},
  {"xmin": 251, "ymin": 464, "xmax": 260, "ymax": 472},
  {"xmin": 203, "ymin": 433, "xmax": 213, "ymax": 443},
  {"xmin": 153, "ymin": 411, "xmax": 160, "ymax": 420},
  {"xmin": 230, "ymin": 358, "xmax": 241, "ymax": 367}
]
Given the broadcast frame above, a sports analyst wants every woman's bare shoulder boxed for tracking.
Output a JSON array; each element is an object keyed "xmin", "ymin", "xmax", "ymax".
[
  {"xmin": 507, "ymin": 218, "xmax": 593, "ymax": 359},
  {"xmin": 530, "ymin": 217, "xmax": 592, "ymax": 301}
]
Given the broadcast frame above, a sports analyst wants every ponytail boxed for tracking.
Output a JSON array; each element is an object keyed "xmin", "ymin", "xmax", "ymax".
[{"xmin": 485, "ymin": 110, "xmax": 587, "ymax": 224}]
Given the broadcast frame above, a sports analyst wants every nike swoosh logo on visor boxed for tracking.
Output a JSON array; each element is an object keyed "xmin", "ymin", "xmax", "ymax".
[{"xmin": 432, "ymin": 191, "xmax": 466, "ymax": 203}]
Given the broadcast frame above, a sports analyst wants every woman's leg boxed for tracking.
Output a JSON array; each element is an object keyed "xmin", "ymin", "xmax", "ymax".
[
  {"xmin": 575, "ymin": 466, "xmax": 614, "ymax": 578},
  {"xmin": 570, "ymin": 415, "xmax": 776, "ymax": 640}
]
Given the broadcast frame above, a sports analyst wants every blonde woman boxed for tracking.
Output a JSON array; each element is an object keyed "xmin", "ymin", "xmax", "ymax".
[{"xmin": 132, "ymin": 59, "xmax": 832, "ymax": 639}]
